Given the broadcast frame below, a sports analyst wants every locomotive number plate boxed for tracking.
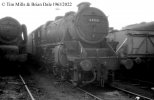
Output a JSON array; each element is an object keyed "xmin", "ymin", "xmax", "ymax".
[{"xmin": 89, "ymin": 18, "xmax": 100, "ymax": 22}]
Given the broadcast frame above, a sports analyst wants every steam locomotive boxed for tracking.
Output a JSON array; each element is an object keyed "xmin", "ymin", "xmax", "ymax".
[
  {"xmin": 0, "ymin": 17, "xmax": 27, "ymax": 73},
  {"xmin": 107, "ymin": 22, "xmax": 154, "ymax": 82},
  {"xmin": 28, "ymin": 2, "xmax": 119, "ymax": 86}
]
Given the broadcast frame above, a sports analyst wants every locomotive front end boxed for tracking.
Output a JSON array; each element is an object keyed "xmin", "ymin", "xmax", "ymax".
[
  {"xmin": 0, "ymin": 17, "xmax": 27, "ymax": 72},
  {"xmin": 57, "ymin": 2, "xmax": 119, "ymax": 86},
  {"xmin": 72, "ymin": 2, "xmax": 109, "ymax": 44},
  {"xmin": 69, "ymin": 3, "xmax": 119, "ymax": 86},
  {"xmin": 74, "ymin": 47, "xmax": 119, "ymax": 86}
]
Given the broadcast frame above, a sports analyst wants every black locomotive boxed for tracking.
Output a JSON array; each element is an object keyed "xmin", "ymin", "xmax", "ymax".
[
  {"xmin": 0, "ymin": 17, "xmax": 27, "ymax": 73},
  {"xmin": 28, "ymin": 2, "xmax": 119, "ymax": 86}
]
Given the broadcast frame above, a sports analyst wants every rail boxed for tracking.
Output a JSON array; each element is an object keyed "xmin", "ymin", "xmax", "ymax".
[
  {"xmin": 64, "ymin": 82, "xmax": 104, "ymax": 100},
  {"xmin": 111, "ymin": 80, "xmax": 154, "ymax": 100},
  {"xmin": 19, "ymin": 74, "xmax": 35, "ymax": 100},
  {"xmin": 77, "ymin": 87, "xmax": 104, "ymax": 100}
]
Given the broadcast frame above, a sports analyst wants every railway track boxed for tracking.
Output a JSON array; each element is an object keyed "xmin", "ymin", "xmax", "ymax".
[
  {"xmin": 63, "ymin": 82, "xmax": 104, "ymax": 100},
  {"xmin": 63, "ymin": 81, "xmax": 132, "ymax": 100},
  {"xmin": 0, "ymin": 74, "xmax": 35, "ymax": 100},
  {"xmin": 77, "ymin": 87, "xmax": 103, "ymax": 100},
  {"xmin": 19, "ymin": 74, "xmax": 35, "ymax": 100},
  {"xmin": 111, "ymin": 79, "xmax": 154, "ymax": 100}
]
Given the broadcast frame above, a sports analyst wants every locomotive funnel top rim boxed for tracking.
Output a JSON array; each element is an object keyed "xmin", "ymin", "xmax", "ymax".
[{"xmin": 77, "ymin": 2, "xmax": 91, "ymax": 7}]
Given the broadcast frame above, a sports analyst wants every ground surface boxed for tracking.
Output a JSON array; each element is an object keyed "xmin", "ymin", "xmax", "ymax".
[
  {"xmin": 0, "ymin": 64, "xmax": 133, "ymax": 100},
  {"xmin": 26, "ymin": 70, "xmax": 133, "ymax": 100},
  {"xmin": 0, "ymin": 76, "xmax": 30, "ymax": 100}
]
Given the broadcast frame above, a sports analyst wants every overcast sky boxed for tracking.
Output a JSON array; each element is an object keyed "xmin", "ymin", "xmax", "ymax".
[{"xmin": 0, "ymin": 0, "xmax": 154, "ymax": 34}]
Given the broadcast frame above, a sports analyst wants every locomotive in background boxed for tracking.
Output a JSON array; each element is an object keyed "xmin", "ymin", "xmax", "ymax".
[
  {"xmin": 27, "ymin": 2, "xmax": 119, "ymax": 86},
  {"xmin": 107, "ymin": 22, "xmax": 154, "ymax": 82},
  {"xmin": 0, "ymin": 17, "xmax": 27, "ymax": 73}
]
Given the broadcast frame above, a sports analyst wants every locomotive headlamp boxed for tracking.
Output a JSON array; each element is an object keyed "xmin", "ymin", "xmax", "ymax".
[{"xmin": 80, "ymin": 60, "xmax": 92, "ymax": 71}]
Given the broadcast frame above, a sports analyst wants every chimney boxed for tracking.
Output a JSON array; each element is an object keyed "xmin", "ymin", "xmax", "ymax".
[{"xmin": 77, "ymin": 2, "xmax": 91, "ymax": 12}]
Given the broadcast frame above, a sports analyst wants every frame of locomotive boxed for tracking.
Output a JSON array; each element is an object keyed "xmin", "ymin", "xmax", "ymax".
[{"xmin": 28, "ymin": 2, "xmax": 119, "ymax": 86}]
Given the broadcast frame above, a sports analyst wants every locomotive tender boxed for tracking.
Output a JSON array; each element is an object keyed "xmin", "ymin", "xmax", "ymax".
[
  {"xmin": 107, "ymin": 22, "xmax": 154, "ymax": 82},
  {"xmin": 0, "ymin": 17, "xmax": 27, "ymax": 71},
  {"xmin": 28, "ymin": 2, "xmax": 119, "ymax": 86}
]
